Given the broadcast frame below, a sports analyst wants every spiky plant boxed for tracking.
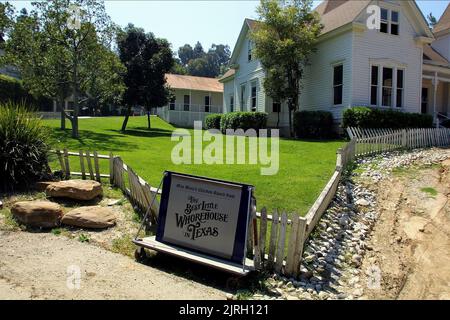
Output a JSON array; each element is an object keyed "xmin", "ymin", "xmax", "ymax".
[{"xmin": 0, "ymin": 101, "xmax": 51, "ymax": 192}]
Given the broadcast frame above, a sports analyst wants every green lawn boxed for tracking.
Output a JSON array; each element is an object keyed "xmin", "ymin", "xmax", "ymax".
[{"xmin": 44, "ymin": 116, "xmax": 344, "ymax": 215}]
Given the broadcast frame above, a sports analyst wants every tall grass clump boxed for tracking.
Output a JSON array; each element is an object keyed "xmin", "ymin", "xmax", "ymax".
[{"xmin": 0, "ymin": 102, "xmax": 51, "ymax": 192}]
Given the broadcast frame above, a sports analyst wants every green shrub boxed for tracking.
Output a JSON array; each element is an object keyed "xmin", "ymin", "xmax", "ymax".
[
  {"xmin": 220, "ymin": 112, "xmax": 268, "ymax": 133},
  {"xmin": 342, "ymin": 107, "xmax": 433, "ymax": 129},
  {"xmin": 0, "ymin": 102, "xmax": 51, "ymax": 192},
  {"xmin": 293, "ymin": 110, "xmax": 334, "ymax": 139},
  {"xmin": 205, "ymin": 114, "xmax": 222, "ymax": 130}
]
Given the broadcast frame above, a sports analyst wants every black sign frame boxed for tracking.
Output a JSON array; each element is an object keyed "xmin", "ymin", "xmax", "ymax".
[{"xmin": 156, "ymin": 171, "xmax": 253, "ymax": 265}]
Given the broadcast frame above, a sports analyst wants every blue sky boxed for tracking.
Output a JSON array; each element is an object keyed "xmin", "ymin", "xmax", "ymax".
[{"xmin": 6, "ymin": 0, "xmax": 450, "ymax": 52}]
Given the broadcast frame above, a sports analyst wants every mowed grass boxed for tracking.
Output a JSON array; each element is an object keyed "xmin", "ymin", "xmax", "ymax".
[{"xmin": 44, "ymin": 116, "xmax": 344, "ymax": 215}]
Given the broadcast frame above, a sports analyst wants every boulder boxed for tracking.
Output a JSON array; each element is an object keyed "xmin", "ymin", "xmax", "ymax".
[
  {"xmin": 35, "ymin": 181, "xmax": 55, "ymax": 192},
  {"xmin": 46, "ymin": 180, "xmax": 102, "ymax": 201},
  {"xmin": 11, "ymin": 201, "xmax": 63, "ymax": 228},
  {"xmin": 62, "ymin": 206, "xmax": 116, "ymax": 229}
]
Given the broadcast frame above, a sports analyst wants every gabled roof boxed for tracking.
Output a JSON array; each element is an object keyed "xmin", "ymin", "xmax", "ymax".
[
  {"xmin": 218, "ymin": 68, "xmax": 235, "ymax": 82},
  {"xmin": 165, "ymin": 74, "xmax": 223, "ymax": 93},
  {"xmin": 423, "ymin": 44, "xmax": 449, "ymax": 66},
  {"xmin": 434, "ymin": 3, "xmax": 450, "ymax": 34},
  {"xmin": 314, "ymin": 0, "xmax": 370, "ymax": 35}
]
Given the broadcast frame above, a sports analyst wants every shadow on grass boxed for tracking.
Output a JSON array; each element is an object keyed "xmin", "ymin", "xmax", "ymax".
[
  {"xmin": 48, "ymin": 128, "xmax": 139, "ymax": 152},
  {"xmin": 109, "ymin": 127, "xmax": 173, "ymax": 138}
]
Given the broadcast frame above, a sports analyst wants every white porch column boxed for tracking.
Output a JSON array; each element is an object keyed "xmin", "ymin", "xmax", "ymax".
[{"xmin": 432, "ymin": 72, "xmax": 438, "ymax": 125}]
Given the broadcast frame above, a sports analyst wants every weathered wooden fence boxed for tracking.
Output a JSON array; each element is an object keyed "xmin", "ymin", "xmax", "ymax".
[{"xmin": 51, "ymin": 149, "xmax": 160, "ymax": 222}]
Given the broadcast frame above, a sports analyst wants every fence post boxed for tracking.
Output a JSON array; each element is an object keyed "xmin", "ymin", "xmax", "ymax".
[
  {"xmin": 63, "ymin": 148, "xmax": 70, "ymax": 179},
  {"xmin": 109, "ymin": 152, "xmax": 114, "ymax": 185},
  {"xmin": 336, "ymin": 148, "xmax": 343, "ymax": 172}
]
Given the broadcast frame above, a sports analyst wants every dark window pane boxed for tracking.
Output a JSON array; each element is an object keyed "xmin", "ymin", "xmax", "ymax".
[
  {"xmin": 391, "ymin": 23, "xmax": 399, "ymax": 35},
  {"xmin": 273, "ymin": 102, "xmax": 281, "ymax": 113},
  {"xmin": 371, "ymin": 66, "xmax": 378, "ymax": 85},
  {"xmin": 380, "ymin": 22, "xmax": 388, "ymax": 33},
  {"xmin": 334, "ymin": 86, "xmax": 343, "ymax": 105},
  {"xmin": 396, "ymin": 89, "xmax": 402, "ymax": 107},
  {"xmin": 333, "ymin": 65, "xmax": 343, "ymax": 85},
  {"xmin": 371, "ymin": 86, "xmax": 378, "ymax": 105},
  {"xmin": 230, "ymin": 96, "xmax": 234, "ymax": 112},
  {"xmin": 391, "ymin": 11, "xmax": 399, "ymax": 22},
  {"xmin": 381, "ymin": 8, "xmax": 388, "ymax": 20},
  {"xmin": 383, "ymin": 68, "xmax": 393, "ymax": 87},
  {"xmin": 184, "ymin": 95, "xmax": 190, "ymax": 104},
  {"xmin": 204, "ymin": 96, "xmax": 210, "ymax": 106},
  {"xmin": 397, "ymin": 70, "xmax": 404, "ymax": 88},
  {"xmin": 382, "ymin": 88, "xmax": 392, "ymax": 106}
]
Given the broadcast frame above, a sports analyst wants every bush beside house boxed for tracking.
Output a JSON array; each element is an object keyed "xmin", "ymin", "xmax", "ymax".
[
  {"xmin": 293, "ymin": 110, "xmax": 334, "ymax": 139},
  {"xmin": 0, "ymin": 102, "xmax": 51, "ymax": 192},
  {"xmin": 205, "ymin": 114, "xmax": 222, "ymax": 130},
  {"xmin": 342, "ymin": 107, "xmax": 433, "ymax": 129},
  {"xmin": 220, "ymin": 112, "xmax": 268, "ymax": 133}
]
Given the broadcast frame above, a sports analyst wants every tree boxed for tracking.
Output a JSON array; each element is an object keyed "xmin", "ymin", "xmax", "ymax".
[
  {"xmin": 5, "ymin": 1, "xmax": 124, "ymax": 135},
  {"xmin": 427, "ymin": 12, "xmax": 437, "ymax": 28},
  {"xmin": 117, "ymin": 24, "xmax": 174, "ymax": 131},
  {"xmin": 0, "ymin": 2, "xmax": 14, "ymax": 46},
  {"xmin": 250, "ymin": 0, "xmax": 322, "ymax": 136},
  {"xmin": 178, "ymin": 44, "xmax": 194, "ymax": 66},
  {"xmin": 193, "ymin": 41, "xmax": 204, "ymax": 59}
]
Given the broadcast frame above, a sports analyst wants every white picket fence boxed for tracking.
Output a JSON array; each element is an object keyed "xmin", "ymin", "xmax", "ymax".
[{"xmin": 347, "ymin": 127, "xmax": 450, "ymax": 156}]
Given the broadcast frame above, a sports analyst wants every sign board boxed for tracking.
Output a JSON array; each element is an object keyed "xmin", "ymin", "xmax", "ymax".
[{"xmin": 156, "ymin": 171, "xmax": 253, "ymax": 264}]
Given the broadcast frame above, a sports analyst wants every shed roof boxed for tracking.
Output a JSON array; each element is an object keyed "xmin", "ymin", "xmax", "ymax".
[{"xmin": 165, "ymin": 74, "xmax": 223, "ymax": 93}]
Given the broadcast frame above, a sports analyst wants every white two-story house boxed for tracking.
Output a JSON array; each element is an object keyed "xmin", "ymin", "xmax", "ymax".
[{"xmin": 220, "ymin": 0, "xmax": 450, "ymax": 133}]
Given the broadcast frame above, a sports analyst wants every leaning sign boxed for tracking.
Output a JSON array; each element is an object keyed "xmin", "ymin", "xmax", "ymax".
[{"xmin": 134, "ymin": 171, "xmax": 255, "ymax": 275}]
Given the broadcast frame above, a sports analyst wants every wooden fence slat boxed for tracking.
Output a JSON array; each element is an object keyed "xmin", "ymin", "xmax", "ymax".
[
  {"xmin": 285, "ymin": 215, "xmax": 300, "ymax": 276},
  {"xmin": 63, "ymin": 148, "xmax": 70, "ymax": 179},
  {"xmin": 259, "ymin": 208, "xmax": 268, "ymax": 267},
  {"xmin": 267, "ymin": 210, "xmax": 279, "ymax": 269},
  {"xmin": 85, "ymin": 151, "xmax": 95, "ymax": 180},
  {"xmin": 252, "ymin": 203, "xmax": 262, "ymax": 270},
  {"xmin": 293, "ymin": 217, "xmax": 308, "ymax": 278},
  {"xmin": 275, "ymin": 212, "xmax": 288, "ymax": 273},
  {"xmin": 93, "ymin": 151, "xmax": 101, "ymax": 182},
  {"xmin": 109, "ymin": 153, "xmax": 114, "ymax": 184},
  {"xmin": 56, "ymin": 149, "xmax": 65, "ymax": 173},
  {"xmin": 79, "ymin": 151, "xmax": 86, "ymax": 180}
]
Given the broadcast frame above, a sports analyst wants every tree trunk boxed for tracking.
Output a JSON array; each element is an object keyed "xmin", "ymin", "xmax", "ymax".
[
  {"xmin": 121, "ymin": 106, "xmax": 131, "ymax": 132},
  {"xmin": 276, "ymin": 111, "xmax": 280, "ymax": 128},
  {"xmin": 71, "ymin": 52, "xmax": 79, "ymax": 138},
  {"xmin": 147, "ymin": 109, "xmax": 151, "ymax": 129},
  {"xmin": 288, "ymin": 109, "xmax": 293, "ymax": 138}
]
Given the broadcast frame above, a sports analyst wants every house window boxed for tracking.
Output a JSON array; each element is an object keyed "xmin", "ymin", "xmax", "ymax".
[
  {"xmin": 183, "ymin": 95, "xmax": 190, "ymax": 111},
  {"xmin": 396, "ymin": 69, "xmax": 404, "ymax": 108},
  {"xmin": 204, "ymin": 96, "xmax": 210, "ymax": 112},
  {"xmin": 230, "ymin": 95, "xmax": 234, "ymax": 112},
  {"xmin": 380, "ymin": 8, "xmax": 399, "ymax": 35},
  {"xmin": 169, "ymin": 97, "xmax": 175, "ymax": 110},
  {"xmin": 248, "ymin": 40, "xmax": 253, "ymax": 61},
  {"xmin": 251, "ymin": 81, "xmax": 257, "ymax": 111},
  {"xmin": 240, "ymin": 84, "xmax": 246, "ymax": 110},
  {"xmin": 333, "ymin": 64, "xmax": 343, "ymax": 105},
  {"xmin": 370, "ymin": 66, "xmax": 379, "ymax": 106},
  {"xmin": 273, "ymin": 101, "xmax": 281, "ymax": 113},
  {"xmin": 382, "ymin": 67, "xmax": 393, "ymax": 107}
]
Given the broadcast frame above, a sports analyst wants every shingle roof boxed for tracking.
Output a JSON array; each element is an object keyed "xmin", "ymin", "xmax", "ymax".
[
  {"xmin": 423, "ymin": 44, "xmax": 449, "ymax": 66},
  {"xmin": 165, "ymin": 74, "xmax": 223, "ymax": 93},
  {"xmin": 314, "ymin": 0, "xmax": 370, "ymax": 35},
  {"xmin": 218, "ymin": 68, "xmax": 235, "ymax": 82},
  {"xmin": 434, "ymin": 3, "xmax": 450, "ymax": 34}
]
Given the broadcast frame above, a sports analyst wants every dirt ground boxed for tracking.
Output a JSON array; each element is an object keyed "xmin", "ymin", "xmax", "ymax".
[
  {"xmin": 0, "ymin": 230, "xmax": 226, "ymax": 300},
  {"xmin": 359, "ymin": 158, "xmax": 450, "ymax": 300}
]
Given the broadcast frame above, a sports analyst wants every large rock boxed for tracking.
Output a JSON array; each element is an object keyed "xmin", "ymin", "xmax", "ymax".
[
  {"xmin": 46, "ymin": 180, "xmax": 102, "ymax": 201},
  {"xmin": 11, "ymin": 201, "xmax": 63, "ymax": 228},
  {"xmin": 61, "ymin": 206, "xmax": 116, "ymax": 229}
]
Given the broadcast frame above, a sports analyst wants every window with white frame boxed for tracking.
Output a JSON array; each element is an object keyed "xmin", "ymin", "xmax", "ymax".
[
  {"xmin": 380, "ymin": 8, "xmax": 399, "ymax": 35},
  {"xmin": 169, "ymin": 97, "xmax": 175, "ymax": 110},
  {"xmin": 240, "ymin": 84, "xmax": 246, "ymax": 110},
  {"xmin": 333, "ymin": 64, "xmax": 343, "ymax": 105},
  {"xmin": 183, "ymin": 95, "xmax": 190, "ymax": 111},
  {"xmin": 251, "ymin": 81, "xmax": 257, "ymax": 111},
  {"xmin": 204, "ymin": 95, "xmax": 210, "ymax": 112},
  {"xmin": 370, "ymin": 65, "xmax": 404, "ymax": 108},
  {"xmin": 230, "ymin": 95, "xmax": 234, "ymax": 112}
]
